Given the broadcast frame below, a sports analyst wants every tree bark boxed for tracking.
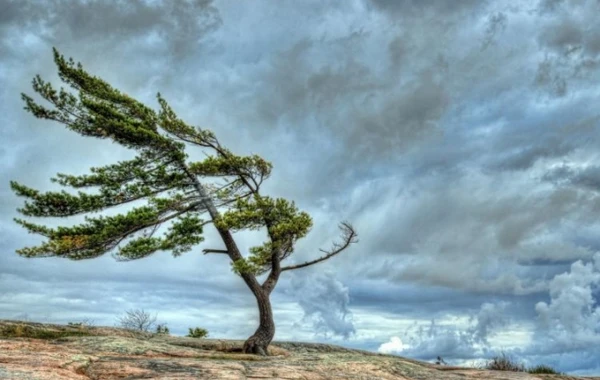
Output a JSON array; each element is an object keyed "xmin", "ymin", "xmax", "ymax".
[{"xmin": 243, "ymin": 287, "xmax": 275, "ymax": 356}]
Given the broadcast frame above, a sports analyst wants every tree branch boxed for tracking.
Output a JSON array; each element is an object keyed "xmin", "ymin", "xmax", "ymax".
[
  {"xmin": 202, "ymin": 249, "xmax": 229, "ymax": 255},
  {"xmin": 280, "ymin": 222, "xmax": 358, "ymax": 272},
  {"xmin": 95, "ymin": 201, "xmax": 203, "ymax": 257},
  {"xmin": 209, "ymin": 144, "xmax": 259, "ymax": 195},
  {"xmin": 261, "ymin": 248, "xmax": 281, "ymax": 294}
]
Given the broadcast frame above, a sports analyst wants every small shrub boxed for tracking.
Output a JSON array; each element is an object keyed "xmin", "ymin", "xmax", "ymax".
[
  {"xmin": 68, "ymin": 318, "xmax": 94, "ymax": 329},
  {"xmin": 117, "ymin": 309, "xmax": 157, "ymax": 332},
  {"xmin": 155, "ymin": 323, "xmax": 170, "ymax": 335},
  {"xmin": 485, "ymin": 352, "xmax": 525, "ymax": 372},
  {"xmin": 187, "ymin": 327, "xmax": 208, "ymax": 339},
  {"xmin": 528, "ymin": 364, "xmax": 562, "ymax": 374}
]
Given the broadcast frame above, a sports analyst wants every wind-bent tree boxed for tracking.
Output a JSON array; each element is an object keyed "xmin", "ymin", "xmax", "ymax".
[{"xmin": 10, "ymin": 49, "xmax": 358, "ymax": 355}]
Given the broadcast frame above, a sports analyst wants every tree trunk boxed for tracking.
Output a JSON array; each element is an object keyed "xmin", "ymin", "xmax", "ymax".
[{"xmin": 243, "ymin": 287, "xmax": 275, "ymax": 356}]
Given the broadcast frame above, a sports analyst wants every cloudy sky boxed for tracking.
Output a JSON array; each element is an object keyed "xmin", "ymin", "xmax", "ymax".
[{"xmin": 1, "ymin": 0, "xmax": 600, "ymax": 375}]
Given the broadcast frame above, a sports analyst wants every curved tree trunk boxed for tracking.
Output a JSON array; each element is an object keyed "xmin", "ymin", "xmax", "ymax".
[
  {"xmin": 243, "ymin": 287, "xmax": 275, "ymax": 356},
  {"xmin": 181, "ymin": 160, "xmax": 279, "ymax": 355}
]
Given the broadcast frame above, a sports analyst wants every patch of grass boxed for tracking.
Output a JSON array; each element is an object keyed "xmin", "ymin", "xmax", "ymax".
[
  {"xmin": 0, "ymin": 323, "xmax": 92, "ymax": 340},
  {"xmin": 482, "ymin": 352, "xmax": 563, "ymax": 375},
  {"xmin": 484, "ymin": 352, "xmax": 525, "ymax": 372},
  {"xmin": 528, "ymin": 364, "xmax": 563, "ymax": 374}
]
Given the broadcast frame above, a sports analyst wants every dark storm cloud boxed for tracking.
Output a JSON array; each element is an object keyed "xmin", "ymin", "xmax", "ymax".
[
  {"xmin": 532, "ymin": 0, "xmax": 600, "ymax": 97},
  {"xmin": 326, "ymin": 169, "xmax": 599, "ymax": 296},
  {"xmin": 481, "ymin": 12, "xmax": 508, "ymax": 50},
  {"xmin": 0, "ymin": 0, "xmax": 221, "ymax": 57},
  {"xmin": 368, "ymin": 0, "xmax": 484, "ymax": 15},
  {"xmin": 349, "ymin": 279, "xmax": 543, "ymax": 322},
  {"xmin": 543, "ymin": 164, "xmax": 600, "ymax": 192}
]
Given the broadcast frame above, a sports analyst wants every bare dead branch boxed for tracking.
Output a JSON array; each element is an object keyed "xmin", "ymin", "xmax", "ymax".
[
  {"xmin": 280, "ymin": 222, "xmax": 358, "ymax": 272},
  {"xmin": 202, "ymin": 249, "xmax": 229, "ymax": 255}
]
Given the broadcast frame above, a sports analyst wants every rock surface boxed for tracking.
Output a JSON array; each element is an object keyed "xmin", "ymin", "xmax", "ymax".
[{"xmin": 0, "ymin": 319, "xmax": 598, "ymax": 380}]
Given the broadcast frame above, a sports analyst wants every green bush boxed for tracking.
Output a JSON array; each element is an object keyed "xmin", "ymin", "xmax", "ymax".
[
  {"xmin": 187, "ymin": 327, "xmax": 208, "ymax": 339},
  {"xmin": 155, "ymin": 323, "xmax": 170, "ymax": 335},
  {"xmin": 484, "ymin": 352, "xmax": 525, "ymax": 372},
  {"xmin": 527, "ymin": 364, "xmax": 562, "ymax": 374},
  {"xmin": 67, "ymin": 318, "xmax": 94, "ymax": 327}
]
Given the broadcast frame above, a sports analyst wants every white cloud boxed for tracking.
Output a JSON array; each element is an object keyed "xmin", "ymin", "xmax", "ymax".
[
  {"xmin": 378, "ymin": 336, "xmax": 406, "ymax": 355},
  {"xmin": 534, "ymin": 253, "xmax": 600, "ymax": 348},
  {"xmin": 374, "ymin": 302, "xmax": 514, "ymax": 362},
  {"xmin": 287, "ymin": 271, "xmax": 355, "ymax": 339}
]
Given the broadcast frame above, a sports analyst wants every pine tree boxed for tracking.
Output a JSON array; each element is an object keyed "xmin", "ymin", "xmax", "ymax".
[{"xmin": 10, "ymin": 48, "xmax": 358, "ymax": 355}]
